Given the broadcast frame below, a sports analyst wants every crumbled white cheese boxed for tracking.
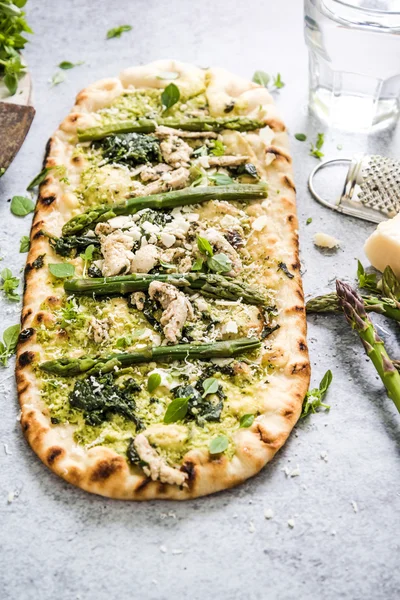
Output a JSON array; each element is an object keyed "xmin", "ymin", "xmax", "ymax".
[
  {"xmin": 290, "ymin": 465, "xmax": 300, "ymax": 478},
  {"xmin": 313, "ymin": 232, "xmax": 340, "ymax": 249},
  {"xmin": 222, "ymin": 320, "xmax": 238, "ymax": 334},
  {"xmin": 171, "ymin": 549, "xmax": 183, "ymax": 555},
  {"xmin": 351, "ymin": 501, "xmax": 358, "ymax": 513},
  {"xmin": 264, "ymin": 508, "xmax": 274, "ymax": 520},
  {"xmin": 252, "ymin": 215, "xmax": 269, "ymax": 232},
  {"xmin": 320, "ymin": 451, "xmax": 328, "ymax": 462},
  {"xmin": 287, "ymin": 519, "xmax": 295, "ymax": 528},
  {"xmin": 107, "ymin": 215, "xmax": 132, "ymax": 229},
  {"xmin": 248, "ymin": 521, "xmax": 256, "ymax": 533},
  {"xmin": 364, "ymin": 212, "xmax": 400, "ymax": 279},
  {"xmin": 159, "ymin": 545, "xmax": 167, "ymax": 553},
  {"xmin": 142, "ymin": 221, "xmax": 161, "ymax": 234},
  {"xmin": 3, "ymin": 443, "xmax": 12, "ymax": 455},
  {"xmin": 160, "ymin": 232, "xmax": 176, "ymax": 248}
]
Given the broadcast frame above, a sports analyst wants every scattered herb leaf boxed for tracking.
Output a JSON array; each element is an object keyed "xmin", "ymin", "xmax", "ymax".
[
  {"xmin": 197, "ymin": 236, "xmax": 213, "ymax": 257},
  {"xmin": 240, "ymin": 414, "xmax": 255, "ymax": 428},
  {"xmin": 252, "ymin": 71, "xmax": 270, "ymax": 87},
  {"xmin": 106, "ymin": 25, "xmax": 132, "ymax": 39},
  {"xmin": 209, "ymin": 434, "xmax": 229, "ymax": 454},
  {"xmin": 208, "ymin": 173, "xmax": 234, "ymax": 186},
  {"xmin": 207, "ymin": 253, "xmax": 232, "ymax": 274},
  {"xmin": 161, "ymin": 82, "xmax": 180, "ymax": 112},
  {"xmin": 50, "ymin": 72, "xmax": 65, "ymax": 87},
  {"xmin": 273, "ymin": 73, "xmax": 285, "ymax": 89},
  {"xmin": 58, "ymin": 61, "xmax": 84, "ymax": 70},
  {"xmin": 10, "ymin": 195, "xmax": 35, "ymax": 217},
  {"xmin": 19, "ymin": 235, "xmax": 30, "ymax": 252},
  {"xmin": 0, "ymin": 268, "xmax": 20, "ymax": 301},
  {"xmin": 192, "ymin": 257, "xmax": 204, "ymax": 271},
  {"xmin": 295, "ymin": 133, "xmax": 307, "ymax": 142},
  {"xmin": 210, "ymin": 140, "xmax": 225, "ymax": 156},
  {"xmin": 0, "ymin": 324, "xmax": 20, "ymax": 366},
  {"xmin": 202, "ymin": 377, "xmax": 219, "ymax": 397},
  {"xmin": 163, "ymin": 397, "xmax": 189, "ymax": 424},
  {"xmin": 301, "ymin": 370, "xmax": 332, "ymax": 418},
  {"xmin": 27, "ymin": 166, "xmax": 53, "ymax": 190},
  {"xmin": 310, "ymin": 133, "xmax": 325, "ymax": 159},
  {"xmin": 48, "ymin": 263, "xmax": 75, "ymax": 279},
  {"xmin": 306, "ymin": 217, "xmax": 312, "ymax": 225},
  {"xmin": 147, "ymin": 372, "xmax": 162, "ymax": 394}
]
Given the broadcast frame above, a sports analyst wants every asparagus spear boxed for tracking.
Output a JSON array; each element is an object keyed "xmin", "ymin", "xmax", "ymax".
[
  {"xmin": 306, "ymin": 292, "xmax": 400, "ymax": 323},
  {"xmin": 336, "ymin": 280, "xmax": 400, "ymax": 412},
  {"xmin": 78, "ymin": 117, "xmax": 266, "ymax": 142},
  {"xmin": 62, "ymin": 183, "xmax": 268, "ymax": 236},
  {"xmin": 381, "ymin": 266, "xmax": 400, "ymax": 302},
  {"xmin": 64, "ymin": 272, "xmax": 270, "ymax": 306},
  {"xmin": 39, "ymin": 337, "xmax": 262, "ymax": 377}
]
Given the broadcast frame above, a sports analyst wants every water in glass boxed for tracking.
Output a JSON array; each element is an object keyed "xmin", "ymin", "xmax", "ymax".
[{"xmin": 304, "ymin": 0, "xmax": 400, "ymax": 130}]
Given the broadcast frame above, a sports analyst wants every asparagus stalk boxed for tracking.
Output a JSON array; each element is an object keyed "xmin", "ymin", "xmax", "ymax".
[
  {"xmin": 306, "ymin": 292, "xmax": 400, "ymax": 323},
  {"xmin": 381, "ymin": 266, "xmax": 400, "ymax": 302},
  {"xmin": 78, "ymin": 117, "xmax": 266, "ymax": 142},
  {"xmin": 336, "ymin": 280, "xmax": 400, "ymax": 412},
  {"xmin": 39, "ymin": 337, "xmax": 262, "ymax": 377},
  {"xmin": 64, "ymin": 272, "xmax": 270, "ymax": 306},
  {"xmin": 62, "ymin": 183, "xmax": 268, "ymax": 236}
]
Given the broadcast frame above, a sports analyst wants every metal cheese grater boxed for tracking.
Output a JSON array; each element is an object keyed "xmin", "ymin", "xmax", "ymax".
[{"xmin": 308, "ymin": 154, "xmax": 400, "ymax": 224}]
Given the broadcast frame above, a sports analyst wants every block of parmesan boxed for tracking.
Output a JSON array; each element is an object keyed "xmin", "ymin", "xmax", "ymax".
[{"xmin": 364, "ymin": 213, "xmax": 400, "ymax": 278}]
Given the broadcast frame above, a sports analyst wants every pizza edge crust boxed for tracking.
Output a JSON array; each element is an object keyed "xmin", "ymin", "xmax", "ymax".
[{"xmin": 16, "ymin": 60, "xmax": 310, "ymax": 500}]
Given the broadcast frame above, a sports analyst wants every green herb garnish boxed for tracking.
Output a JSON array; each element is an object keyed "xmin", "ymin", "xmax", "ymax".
[
  {"xmin": 27, "ymin": 166, "xmax": 53, "ymax": 190},
  {"xmin": 48, "ymin": 263, "xmax": 75, "ymax": 279},
  {"xmin": 295, "ymin": 133, "xmax": 307, "ymax": 142},
  {"xmin": 306, "ymin": 217, "xmax": 312, "ymax": 225},
  {"xmin": 50, "ymin": 72, "xmax": 65, "ymax": 87},
  {"xmin": 209, "ymin": 434, "xmax": 229, "ymax": 454},
  {"xmin": 0, "ymin": 1, "xmax": 32, "ymax": 96},
  {"xmin": 10, "ymin": 195, "xmax": 35, "ymax": 217},
  {"xmin": 310, "ymin": 133, "xmax": 325, "ymax": 160},
  {"xmin": 208, "ymin": 173, "xmax": 234, "ymax": 186},
  {"xmin": 0, "ymin": 268, "xmax": 20, "ymax": 301},
  {"xmin": 147, "ymin": 372, "xmax": 162, "ymax": 394},
  {"xmin": 301, "ymin": 370, "xmax": 332, "ymax": 418},
  {"xmin": 106, "ymin": 25, "xmax": 132, "ymax": 39},
  {"xmin": 19, "ymin": 235, "xmax": 30, "ymax": 252},
  {"xmin": 0, "ymin": 324, "xmax": 20, "ymax": 366},
  {"xmin": 202, "ymin": 377, "xmax": 219, "ymax": 397},
  {"xmin": 58, "ymin": 61, "xmax": 84, "ymax": 70},
  {"xmin": 161, "ymin": 82, "xmax": 180, "ymax": 112},
  {"xmin": 239, "ymin": 414, "xmax": 255, "ymax": 428},
  {"xmin": 163, "ymin": 397, "xmax": 189, "ymax": 424}
]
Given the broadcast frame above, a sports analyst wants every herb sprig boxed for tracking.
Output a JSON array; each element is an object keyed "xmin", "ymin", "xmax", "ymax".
[
  {"xmin": 0, "ymin": 1, "xmax": 32, "ymax": 95},
  {"xmin": 252, "ymin": 70, "xmax": 285, "ymax": 92},
  {"xmin": 0, "ymin": 268, "xmax": 20, "ymax": 301},
  {"xmin": 301, "ymin": 370, "xmax": 332, "ymax": 418},
  {"xmin": 0, "ymin": 324, "xmax": 20, "ymax": 366},
  {"xmin": 310, "ymin": 133, "xmax": 325, "ymax": 160}
]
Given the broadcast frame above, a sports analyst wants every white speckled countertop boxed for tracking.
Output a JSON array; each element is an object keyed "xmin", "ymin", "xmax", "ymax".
[{"xmin": 1, "ymin": 1, "xmax": 399, "ymax": 598}]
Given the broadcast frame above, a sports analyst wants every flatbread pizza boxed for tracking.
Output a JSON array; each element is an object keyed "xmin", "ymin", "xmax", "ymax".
[{"xmin": 16, "ymin": 60, "xmax": 310, "ymax": 499}]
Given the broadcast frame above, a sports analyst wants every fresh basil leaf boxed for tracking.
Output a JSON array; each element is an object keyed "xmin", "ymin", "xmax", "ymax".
[
  {"xmin": 0, "ymin": 269, "xmax": 20, "ymax": 301},
  {"xmin": 210, "ymin": 140, "xmax": 225, "ymax": 156},
  {"xmin": 207, "ymin": 253, "xmax": 232, "ymax": 274},
  {"xmin": 209, "ymin": 434, "xmax": 229, "ymax": 454},
  {"xmin": 163, "ymin": 397, "xmax": 189, "ymax": 424},
  {"xmin": 80, "ymin": 244, "xmax": 95, "ymax": 262},
  {"xmin": 27, "ymin": 167, "xmax": 53, "ymax": 190},
  {"xmin": 191, "ymin": 257, "xmax": 204, "ymax": 271},
  {"xmin": 3, "ymin": 324, "xmax": 20, "ymax": 353},
  {"xmin": 161, "ymin": 83, "xmax": 180, "ymax": 112},
  {"xmin": 156, "ymin": 71, "xmax": 179, "ymax": 80},
  {"xmin": 58, "ymin": 61, "xmax": 84, "ymax": 70},
  {"xmin": 306, "ymin": 217, "xmax": 312, "ymax": 225},
  {"xmin": 252, "ymin": 70, "xmax": 270, "ymax": 87},
  {"xmin": 202, "ymin": 377, "xmax": 219, "ymax": 397},
  {"xmin": 273, "ymin": 73, "xmax": 285, "ymax": 89},
  {"xmin": 106, "ymin": 25, "xmax": 132, "ymax": 39},
  {"xmin": 10, "ymin": 195, "xmax": 35, "ymax": 217},
  {"xmin": 208, "ymin": 173, "xmax": 234, "ymax": 186},
  {"xmin": 4, "ymin": 71, "xmax": 18, "ymax": 95},
  {"xmin": 357, "ymin": 260, "xmax": 378, "ymax": 293},
  {"xmin": 197, "ymin": 236, "xmax": 213, "ymax": 257},
  {"xmin": 50, "ymin": 72, "xmax": 66, "ymax": 87},
  {"xmin": 19, "ymin": 235, "xmax": 30, "ymax": 252},
  {"xmin": 301, "ymin": 370, "xmax": 332, "ymax": 418},
  {"xmin": 295, "ymin": 133, "xmax": 307, "ymax": 141},
  {"xmin": 1, "ymin": 268, "xmax": 12, "ymax": 281},
  {"xmin": 147, "ymin": 372, "xmax": 162, "ymax": 393},
  {"xmin": 48, "ymin": 263, "xmax": 75, "ymax": 278},
  {"xmin": 116, "ymin": 336, "xmax": 132, "ymax": 349},
  {"xmin": 240, "ymin": 414, "xmax": 255, "ymax": 428}
]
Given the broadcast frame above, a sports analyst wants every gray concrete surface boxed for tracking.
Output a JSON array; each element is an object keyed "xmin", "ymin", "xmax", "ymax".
[{"xmin": 1, "ymin": 1, "xmax": 399, "ymax": 599}]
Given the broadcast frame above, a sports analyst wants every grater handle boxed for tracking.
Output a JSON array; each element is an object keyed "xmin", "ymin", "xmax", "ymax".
[{"xmin": 308, "ymin": 158, "xmax": 352, "ymax": 212}]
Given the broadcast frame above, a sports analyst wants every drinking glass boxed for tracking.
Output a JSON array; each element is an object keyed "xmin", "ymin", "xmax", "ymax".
[{"xmin": 304, "ymin": 0, "xmax": 400, "ymax": 130}]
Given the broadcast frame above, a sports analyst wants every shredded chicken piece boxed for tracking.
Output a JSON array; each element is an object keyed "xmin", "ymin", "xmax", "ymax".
[
  {"xmin": 89, "ymin": 317, "xmax": 111, "ymax": 344},
  {"xmin": 207, "ymin": 155, "xmax": 249, "ymax": 167},
  {"xmin": 134, "ymin": 434, "xmax": 188, "ymax": 487},
  {"xmin": 202, "ymin": 227, "xmax": 243, "ymax": 276},
  {"xmin": 141, "ymin": 167, "xmax": 190, "ymax": 195},
  {"xmin": 178, "ymin": 256, "xmax": 193, "ymax": 273},
  {"xmin": 99, "ymin": 230, "xmax": 135, "ymax": 277},
  {"xmin": 149, "ymin": 281, "xmax": 193, "ymax": 343},
  {"xmin": 155, "ymin": 125, "xmax": 218, "ymax": 139},
  {"xmin": 211, "ymin": 200, "xmax": 241, "ymax": 216},
  {"xmin": 140, "ymin": 163, "xmax": 172, "ymax": 182},
  {"xmin": 95, "ymin": 222, "xmax": 113, "ymax": 236},
  {"xmin": 160, "ymin": 136, "xmax": 192, "ymax": 168},
  {"xmin": 131, "ymin": 291, "xmax": 146, "ymax": 311},
  {"xmin": 130, "ymin": 244, "xmax": 159, "ymax": 273}
]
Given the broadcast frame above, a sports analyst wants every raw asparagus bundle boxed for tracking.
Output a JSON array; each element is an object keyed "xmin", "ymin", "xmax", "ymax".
[
  {"xmin": 39, "ymin": 337, "xmax": 262, "ymax": 377},
  {"xmin": 62, "ymin": 183, "xmax": 268, "ymax": 236},
  {"xmin": 78, "ymin": 117, "xmax": 266, "ymax": 142},
  {"xmin": 306, "ymin": 292, "xmax": 400, "ymax": 323},
  {"xmin": 64, "ymin": 272, "xmax": 270, "ymax": 306},
  {"xmin": 336, "ymin": 280, "xmax": 400, "ymax": 412}
]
